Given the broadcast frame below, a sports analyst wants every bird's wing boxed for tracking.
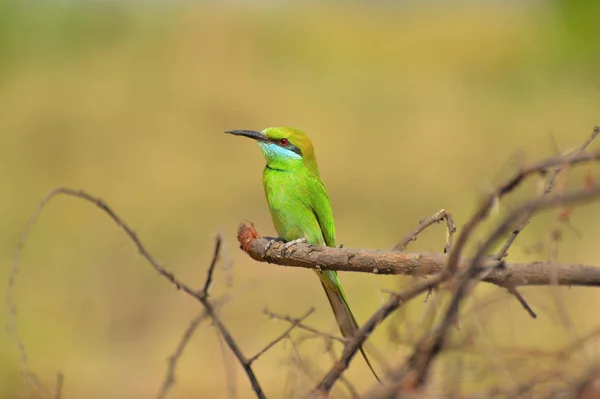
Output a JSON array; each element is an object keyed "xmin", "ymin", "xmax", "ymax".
[{"xmin": 309, "ymin": 176, "xmax": 336, "ymax": 248}]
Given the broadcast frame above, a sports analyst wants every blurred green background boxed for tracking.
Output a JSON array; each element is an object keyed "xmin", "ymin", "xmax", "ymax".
[{"xmin": 1, "ymin": 1, "xmax": 600, "ymax": 398}]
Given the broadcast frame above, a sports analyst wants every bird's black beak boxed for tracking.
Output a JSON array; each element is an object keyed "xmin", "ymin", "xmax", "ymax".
[{"xmin": 225, "ymin": 130, "xmax": 267, "ymax": 142}]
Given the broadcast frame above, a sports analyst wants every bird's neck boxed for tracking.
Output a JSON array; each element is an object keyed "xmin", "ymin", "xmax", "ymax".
[
  {"xmin": 264, "ymin": 157, "xmax": 321, "ymax": 177},
  {"xmin": 264, "ymin": 155, "xmax": 303, "ymax": 172},
  {"xmin": 259, "ymin": 142, "xmax": 320, "ymax": 176}
]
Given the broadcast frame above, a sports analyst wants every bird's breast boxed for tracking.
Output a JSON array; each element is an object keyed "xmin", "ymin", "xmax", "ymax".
[{"xmin": 262, "ymin": 169, "xmax": 324, "ymax": 244}]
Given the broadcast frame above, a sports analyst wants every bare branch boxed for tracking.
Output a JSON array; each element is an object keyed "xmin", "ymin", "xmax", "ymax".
[
  {"xmin": 53, "ymin": 372, "xmax": 64, "ymax": 399},
  {"xmin": 265, "ymin": 309, "xmax": 345, "ymax": 344},
  {"xmin": 239, "ymin": 235, "xmax": 600, "ymax": 288},
  {"xmin": 9, "ymin": 188, "xmax": 266, "ymax": 399},
  {"xmin": 313, "ymin": 273, "xmax": 445, "ymax": 395},
  {"xmin": 157, "ymin": 311, "xmax": 211, "ymax": 399},
  {"xmin": 495, "ymin": 125, "xmax": 599, "ymax": 261},
  {"xmin": 216, "ymin": 328, "xmax": 238, "ymax": 399},
  {"xmin": 322, "ymin": 337, "xmax": 360, "ymax": 399},
  {"xmin": 359, "ymin": 130, "xmax": 600, "ymax": 395},
  {"xmin": 401, "ymin": 186, "xmax": 600, "ymax": 390},
  {"xmin": 445, "ymin": 141, "xmax": 600, "ymax": 279},
  {"xmin": 247, "ymin": 307, "xmax": 315, "ymax": 365},
  {"xmin": 392, "ymin": 209, "xmax": 456, "ymax": 253},
  {"xmin": 203, "ymin": 236, "xmax": 222, "ymax": 295}
]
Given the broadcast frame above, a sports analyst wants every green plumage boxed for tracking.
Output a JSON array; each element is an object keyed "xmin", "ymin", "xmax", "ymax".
[{"xmin": 226, "ymin": 126, "xmax": 380, "ymax": 382}]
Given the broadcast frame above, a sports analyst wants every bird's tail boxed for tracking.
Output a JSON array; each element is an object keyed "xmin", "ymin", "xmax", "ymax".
[{"xmin": 317, "ymin": 270, "xmax": 381, "ymax": 383}]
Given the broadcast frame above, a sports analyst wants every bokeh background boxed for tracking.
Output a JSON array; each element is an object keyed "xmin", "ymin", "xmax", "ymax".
[{"xmin": 1, "ymin": 1, "xmax": 600, "ymax": 398}]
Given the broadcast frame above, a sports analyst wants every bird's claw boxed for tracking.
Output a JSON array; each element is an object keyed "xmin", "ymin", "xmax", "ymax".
[
  {"xmin": 281, "ymin": 238, "xmax": 308, "ymax": 256},
  {"xmin": 263, "ymin": 239, "xmax": 275, "ymax": 253}
]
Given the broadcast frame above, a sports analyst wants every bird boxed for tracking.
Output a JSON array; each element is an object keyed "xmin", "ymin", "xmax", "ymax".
[{"xmin": 225, "ymin": 126, "xmax": 380, "ymax": 382}]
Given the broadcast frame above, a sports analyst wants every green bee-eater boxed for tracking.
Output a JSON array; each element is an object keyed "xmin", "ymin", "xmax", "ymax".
[{"xmin": 226, "ymin": 127, "xmax": 380, "ymax": 382}]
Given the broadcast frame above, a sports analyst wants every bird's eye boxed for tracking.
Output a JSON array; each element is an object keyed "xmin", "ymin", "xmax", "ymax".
[{"xmin": 278, "ymin": 138, "xmax": 289, "ymax": 146}]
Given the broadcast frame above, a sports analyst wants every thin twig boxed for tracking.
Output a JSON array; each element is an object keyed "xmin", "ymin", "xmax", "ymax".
[
  {"xmin": 157, "ymin": 311, "xmax": 211, "ymax": 399},
  {"xmin": 313, "ymin": 274, "xmax": 445, "ymax": 395},
  {"xmin": 248, "ymin": 307, "xmax": 315, "ymax": 365},
  {"xmin": 217, "ymin": 328, "xmax": 238, "ymax": 399},
  {"xmin": 505, "ymin": 285, "xmax": 537, "ymax": 318},
  {"xmin": 265, "ymin": 309, "xmax": 345, "ymax": 343},
  {"xmin": 443, "ymin": 212, "xmax": 456, "ymax": 255},
  {"xmin": 53, "ymin": 372, "xmax": 64, "ymax": 399},
  {"xmin": 323, "ymin": 337, "xmax": 360, "ymax": 399},
  {"xmin": 7, "ymin": 189, "xmax": 65, "ymax": 396},
  {"xmin": 392, "ymin": 209, "xmax": 456, "ymax": 252},
  {"xmin": 203, "ymin": 237, "xmax": 222, "ymax": 295},
  {"xmin": 471, "ymin": 369, "xmax": 565, "ymax": 399}
]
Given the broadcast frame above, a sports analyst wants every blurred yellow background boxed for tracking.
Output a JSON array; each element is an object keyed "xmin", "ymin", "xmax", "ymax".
[{"xmin": 1, "ymin": 1, "xmax": 600, "ymax": 398}]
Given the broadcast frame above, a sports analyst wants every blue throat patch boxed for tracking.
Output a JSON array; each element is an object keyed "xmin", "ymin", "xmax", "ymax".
[{"xmin": 258, "ymin": 142, "xmax": 302, "ymax": 161}]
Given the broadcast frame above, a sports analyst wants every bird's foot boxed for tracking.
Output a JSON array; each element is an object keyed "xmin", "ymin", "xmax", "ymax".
[
  {"xmin": 281, "ymin": 238, "xmax": 308, "ymax": 256},
  {"xmin": 263, "ymin": 239, "xmax": 276, "ymax": 253}
]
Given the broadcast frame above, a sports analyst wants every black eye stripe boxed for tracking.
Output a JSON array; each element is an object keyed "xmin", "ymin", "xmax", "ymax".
[{"xmin": 271, "ymin": 138, "xmax": 302, "ymax": 156}]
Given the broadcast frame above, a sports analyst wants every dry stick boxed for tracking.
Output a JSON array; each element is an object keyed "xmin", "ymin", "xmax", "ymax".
[
  {"xmin": 242, "ymin": 236, "xmax": 600, "ymax": 287},
  {"xmin": 493, "ymin": 126, "xmax": 600, "ymax": 318},
  {"xmin": 216, "ymin": 328, "xmax": 238, "ymax": 399},
  {"xmin": 265, "ymin": 309, "xmax": 345, "ymax": 344},
  {"xmin": 203, "ymin": 237, "xmax": 222, "ymax": 294},
  {"xmin": 443, "ymin": 213, "xmax": 456, "ymax": 255},
  {"xmin": 392, "ymin": 209, "xmax": 456, "ymax": 253},
  {"xmin": 313, "ymin": 273, "xmax": 446, "ymax": 395},
  {"xmin": 270, "ymin": 310, "xmax": 384, "ymax": 398},
  {"xmin": 472, "ymin": 369, "xmax": 566, "ymax": 399},
  {"xmin": 504, "ymin": 284, "xmax": 537, "ymax": 319},
  {"xmin": 286, "ymin": 336, "xmax": 311, "ymax": 387},
  {"xmin": 247, "ymin": 307, "xmax": 315, "ymax": 365},
  {"xmin": 8, "ymin": 188, "xmax": 266, "ymax": 399},
  {"xmin": 322, "ymin": 337, "xmax": 360, "ymax": 399},
  {"xmin": 404, "ymin": 186, "xmax": 600, "ymax": 390},
  {"xmin": 157, "ymin": 295, "xmax": 230, "ymax": 399},
  {"xmin": 7, "ymin": 189, "xmax": 64, "ymax": 396},
  {"xmin": 53, "ymin": 372, "xmax": 64, "ymax": 399},
  {"xmin": 157, "ymin": 311, "xmax": 211, "ymax": 399},
  {"xmin": 445, "ymin": 142, "xmax": 600, "ymax": 279},
  {"xmin": 395, "ymin": 209, "xmax": 456, "ymax": 304}
]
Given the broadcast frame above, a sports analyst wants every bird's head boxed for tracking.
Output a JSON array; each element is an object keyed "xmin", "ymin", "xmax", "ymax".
[{"xmin": 225, "ymin": 127, "xmax": 319, "ymax": 175}]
